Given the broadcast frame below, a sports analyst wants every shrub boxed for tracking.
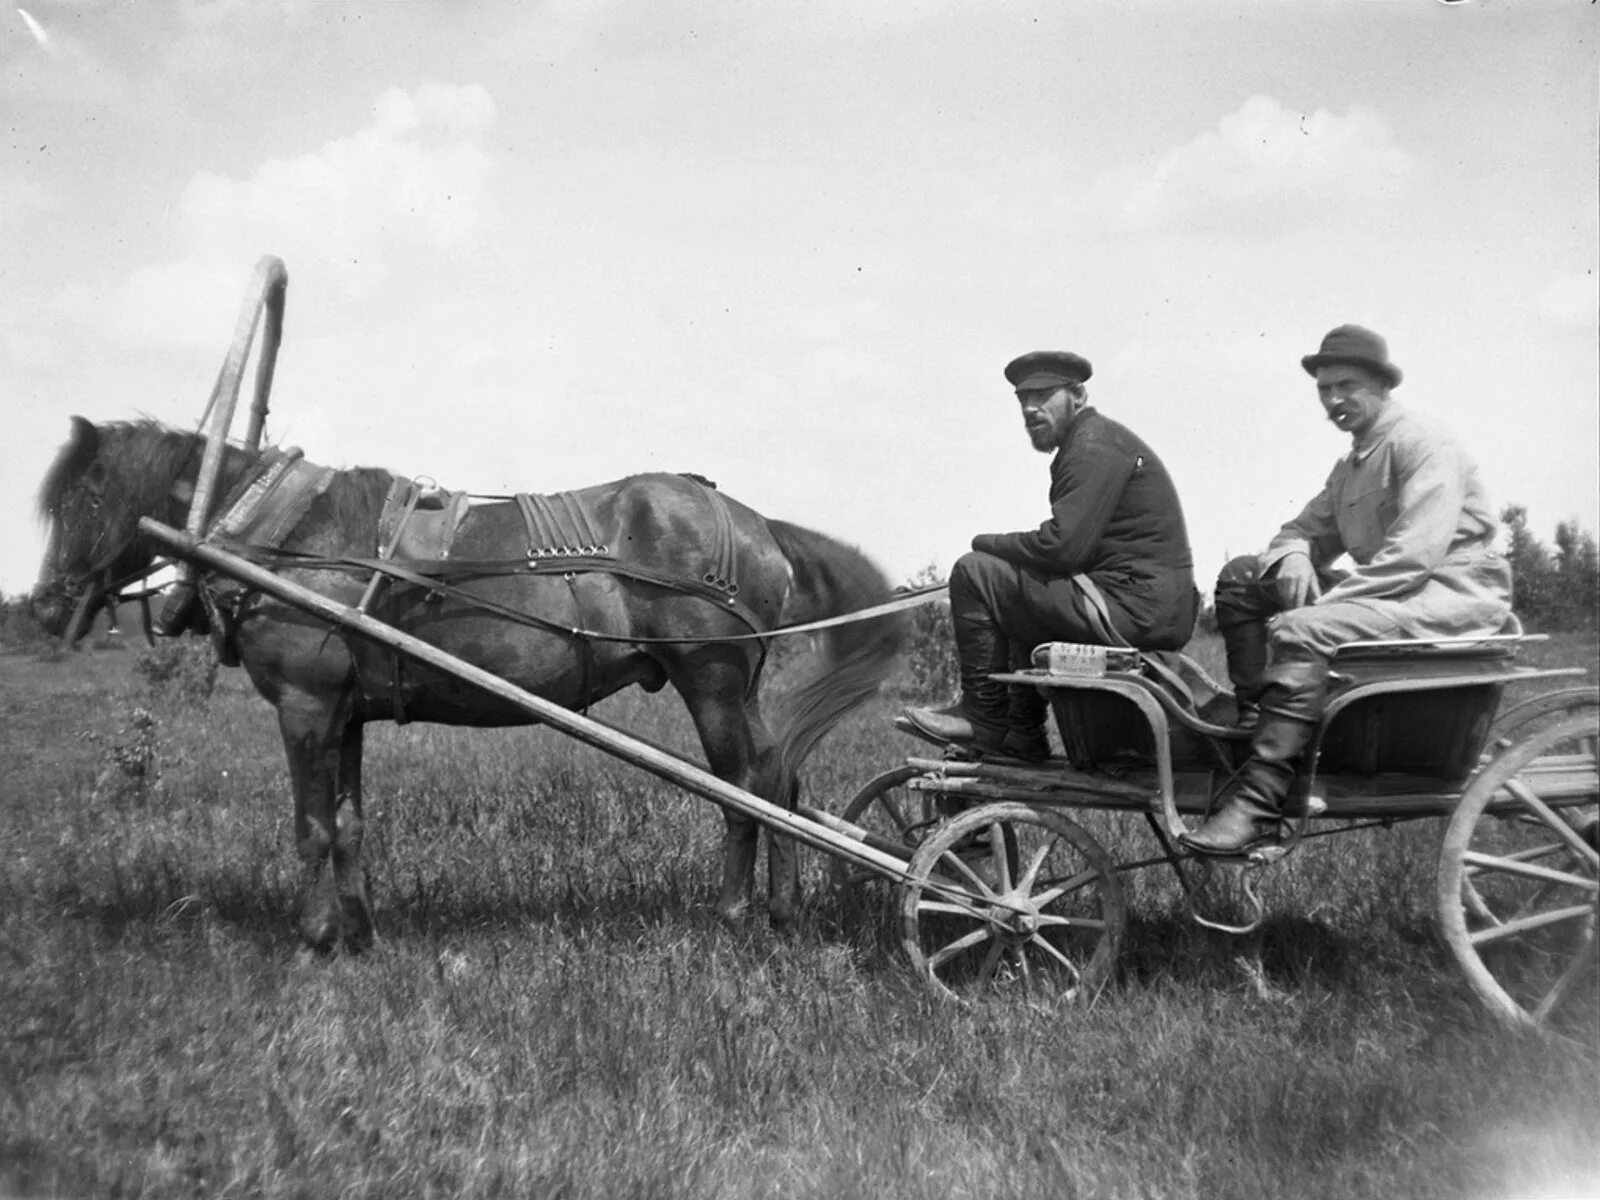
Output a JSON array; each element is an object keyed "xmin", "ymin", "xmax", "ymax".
[
  {"xmin": 0, "ymin": 594, "xmax": 50, "ymax": 652},
  {"xmin": 133, "ymin": 637, "xmax": 220, "ymax": 707},
  {"xmin": 901, "ymin": 565, "xmax": 957, "ymax": 701}
]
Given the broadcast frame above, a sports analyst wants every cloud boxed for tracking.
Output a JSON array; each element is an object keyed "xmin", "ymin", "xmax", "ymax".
[
  {"xmin": 114, "ymin": 85, "xmax": 499, "ymax": 349},
  {"xmin": 1536, "ymin": 271, "xmax": 1599, "ymax": 329},
  {"xmin": 1111, "ymin": 95, "xmax": 1412, "ymax": 233}
]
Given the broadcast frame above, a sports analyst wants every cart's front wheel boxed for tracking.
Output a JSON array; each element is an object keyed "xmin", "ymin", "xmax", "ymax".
[
  {"xmin": 828, "ymin": 765, "xmax": 931, "ymax": 909},
  {"xmin": 1438, "ymin": 703, "xmax": 1598, "ymax": 1034},
  {"xmin": 900, "ymin": 803, "xmax": 1125, "ymax": 1004}
]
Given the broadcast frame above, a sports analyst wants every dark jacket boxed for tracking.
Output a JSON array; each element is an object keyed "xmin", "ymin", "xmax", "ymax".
[{"xmin": 971, "ymin": 406, "xmax": 1197, "ymax": 647}]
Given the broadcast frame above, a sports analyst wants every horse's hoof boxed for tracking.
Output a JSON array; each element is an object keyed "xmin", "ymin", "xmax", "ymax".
[
  {"xmin": 300, "ymin": 917, "xmax": 339, "ymax": 955},
  {"xmin": 339, "ymin": 896, "xmax": 375, "ymax": 953}
]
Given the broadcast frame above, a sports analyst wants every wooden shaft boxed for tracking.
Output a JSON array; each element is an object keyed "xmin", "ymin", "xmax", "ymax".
[
  {"xmin": 188, "ymin": 257, "xmax": 280, "ymax": 538},
  {"xmin": 242, "ymin": 258, "xmax": 287, "ymax": 452},
  {"xmin": 138, "ymin": 518, "xmax": 920, "ymax": 887}
]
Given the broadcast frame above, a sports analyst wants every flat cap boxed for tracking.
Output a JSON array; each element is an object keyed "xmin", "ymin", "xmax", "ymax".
[
  {"xmin": 1300, "ymin": 324, "xmax": 1402, "ymax": 388},
  {"xmin": 1004, "ymin": 350, "xmax": 1092, "ymax": 390}
]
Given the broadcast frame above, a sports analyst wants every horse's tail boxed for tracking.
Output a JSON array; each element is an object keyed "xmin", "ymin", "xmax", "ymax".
[{"xmin": 762, "ymin": 518, "xmax": 906, "ymax": 799}]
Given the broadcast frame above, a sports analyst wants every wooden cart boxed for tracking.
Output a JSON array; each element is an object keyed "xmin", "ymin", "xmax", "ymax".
[{"xmin": 829, "ymin": 641, "xmax": 1597, "ymax": 1032}]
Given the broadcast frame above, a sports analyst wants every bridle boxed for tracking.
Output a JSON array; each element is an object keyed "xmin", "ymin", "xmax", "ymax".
[{"xmin": 40, "ymin": 483, "xmax": 176, "ymax": 648}]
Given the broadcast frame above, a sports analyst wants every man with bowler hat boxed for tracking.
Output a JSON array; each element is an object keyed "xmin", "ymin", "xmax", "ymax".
[
  {"xmin": 1184, "ymin": 324, "xmax": 1512, "ymax": 856},
  {"xmin": 903, "ymin": 349, "xmax": 1198, "ymax": 761}
]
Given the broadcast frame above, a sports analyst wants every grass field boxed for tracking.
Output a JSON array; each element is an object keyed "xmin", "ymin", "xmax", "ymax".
[{"xmin": 1, "ymin": 632, "xmax": 1597, "ymax": 1199}]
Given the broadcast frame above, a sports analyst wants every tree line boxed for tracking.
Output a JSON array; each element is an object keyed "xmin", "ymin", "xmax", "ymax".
[{"xmin": 1499, "ymin": 506, "xmax": 1598, "ymax": 634}]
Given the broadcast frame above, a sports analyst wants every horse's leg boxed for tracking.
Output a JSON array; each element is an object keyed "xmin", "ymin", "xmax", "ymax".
[
  {"xmin": 277, "ymin": 687, "xmax": 357, "ymax": 951},
  {"xmin": 674, "ymin": 654, "xmax": 784, "ymax": 925},
  {"xmin": 675, "ymin": 659, "xmax": 800, "ymax": 928},
  {"xmin": 763, "ymin": 766, "xmax": 802, "ymax": 930},
  {"xmin": 332, "ymin": 720, "xmax": 374, "ymax": 950}
]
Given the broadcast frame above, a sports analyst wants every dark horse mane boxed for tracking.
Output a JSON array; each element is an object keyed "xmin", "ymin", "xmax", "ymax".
[
  {"xmin": 38, "ymin": 417, "xmax": 395, "ymax": 549},
  {"xmin": 37, "ymin": 418, "xmax": 200, "ymax": 524}
]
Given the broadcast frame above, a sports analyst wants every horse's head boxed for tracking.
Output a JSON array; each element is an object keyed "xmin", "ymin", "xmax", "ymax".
[{"xmin": 32, "ymin": 416, "xmax": 199, "ymax": 644}]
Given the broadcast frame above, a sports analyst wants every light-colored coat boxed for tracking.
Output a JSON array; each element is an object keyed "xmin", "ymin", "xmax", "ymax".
[{"xmin": 1261, "ymin": 401, "xmax": 1511, "ymax": 641}]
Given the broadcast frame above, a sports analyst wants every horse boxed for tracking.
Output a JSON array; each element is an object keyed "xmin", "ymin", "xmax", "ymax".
[{"xmin": 32, "ymin": 416, "xmax": 903, "ymax": 951}]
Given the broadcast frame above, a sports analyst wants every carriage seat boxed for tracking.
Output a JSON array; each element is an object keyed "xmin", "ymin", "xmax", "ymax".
[
  {"xmin": 1011, "ymin": 645, "xmax": 1246, "ymax": 772},
  {"xmin": 1315, "ymin": 623, "xmax": 1533, "ymax": 782}
]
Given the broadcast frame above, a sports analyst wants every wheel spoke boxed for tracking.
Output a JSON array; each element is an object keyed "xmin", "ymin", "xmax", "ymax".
[
  {"xmin": 1027, "ymin": 931, "xmax": 1086, "ymax": 982},
  {"xmin": 972, "ymin": 937, "xmax": 1007, "ymax": 986},
  {"xmin": 917, "ymin": 896, "xmax": 995, "ymax": 921},
  {"xmin": 1030, "ymin": 866, "xmax": 1104, "ymax": 909},
  {"xmin": 1034, "ymin": 911, "xmax": 1108, "ymax": 934},
  {"xmin": 1502, "ymin": 777, "xmax": 1600, "ymax": 866},
  {"xmin": 1016, "ymin": 839, "xmax": 1055, "ymax": 892},
  {"xmin": 1462, "ymin": 849, "xmax": 1599, "ymax": 892},
  {"xmin": 927, "ymin": 924, "xmax": 995, "ymax": 970},
  {"xmin": 1469, "ymin": 902, "xmax": 1595, "ymax": 946},
  {"xmin": 1532, "ymin": 930, "xmax": 1599, "ymax": 1024},
  {"xmin": 934, "ymin": 849, "xmax": 999, "ymax": 897}
]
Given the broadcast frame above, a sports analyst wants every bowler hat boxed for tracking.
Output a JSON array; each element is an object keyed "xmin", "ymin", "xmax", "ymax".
[
  {"xmin": 1005, "ymin": 350, "xmax": 1093, "ymax": 390},
  {"xmin": 1300, "ymin": 324, "xmax": 1402, "ymax": 387}
]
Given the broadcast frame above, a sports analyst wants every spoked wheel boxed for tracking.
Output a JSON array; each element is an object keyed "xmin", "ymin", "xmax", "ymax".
[
  {"xmin": 900, "ymin": 803, "xmax": 1125, "ymax": 1004},
  {"xmin": 1439, "ymin": 701, "xmax": 1599, "ymax": 1034},
  {"xmin": 828, "ymin": 766, "xmax": 937, "ymax": 909},
  {"xmin": 1482, "ymin": 686, "xmax": 1600, "ymax": 763}
]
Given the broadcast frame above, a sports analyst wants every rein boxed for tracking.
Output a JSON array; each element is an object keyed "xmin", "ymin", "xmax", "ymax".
[{"xmin": 208, "ymin": 542, "xmax": 948, "ymax": 645}]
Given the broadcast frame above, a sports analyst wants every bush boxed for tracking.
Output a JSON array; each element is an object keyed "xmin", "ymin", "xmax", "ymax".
[
  {"xmin": 132, "ymin": 637, "xmax": 219, "ymax": 707},
  {"xmin": 901, "ymin": 565, "xmax": 957, "ymax": 701},
  {"xmin": 0, "ymin": 595, "xmax": 50, "ymax": 652}
]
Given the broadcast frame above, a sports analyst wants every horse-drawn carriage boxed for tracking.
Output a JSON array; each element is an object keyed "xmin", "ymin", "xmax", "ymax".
[
  {"xmin": 33, "ymin": 258, "xmax": 1598, "ymax": 1035},
  {"xmin": 837, "ymin": 636, "xmax": 1598, "ymax": 1031}
]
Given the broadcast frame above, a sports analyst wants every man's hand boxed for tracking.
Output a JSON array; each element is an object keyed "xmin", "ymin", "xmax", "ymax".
[{"xmin": 1273, "ymin": 552, "xmax": 1320, "ymax": 608}]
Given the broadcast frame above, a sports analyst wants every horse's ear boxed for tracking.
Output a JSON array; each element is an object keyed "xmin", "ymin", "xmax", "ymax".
[{"xmin": 67, "ymin": 416, "xmax": 100, "ymax": 467}]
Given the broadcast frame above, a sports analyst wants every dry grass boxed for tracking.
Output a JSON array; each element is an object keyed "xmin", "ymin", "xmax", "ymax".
[{"xmin": 1, "ymin": 634, "xmax": 1596, "ymax": 1199}]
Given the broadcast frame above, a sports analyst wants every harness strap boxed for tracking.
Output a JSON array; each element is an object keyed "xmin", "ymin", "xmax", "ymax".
[
  {"xmin": 699, "ymin": 482, "xmax": 739, "ymax": 596},
  {"xmin": 359, "ymin": 478, "xmax": 423, "ymax": 613},
  {"xmin": 211, "ymin": 544, "xmax": 946, "ymax": 645},
  {"xmin": 209, "ymin": 448, "xmax": 304, "ymax": 538},
  {"xmin": 563, "ymin": 492, "xmax": 605, "ymax": 554},
  {"xmin": 515, "ymin": 490, "xmax": 610, "ymax": 558},
  {"xmin": 1070, "ymin": 573, "xmax": 1129, "ymax": 648}
]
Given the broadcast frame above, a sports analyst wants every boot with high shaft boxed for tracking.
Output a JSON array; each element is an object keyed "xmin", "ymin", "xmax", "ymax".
[
  {"xmin": 1218, "ymin": 617, "xmax": 1270, "ymax": 725},
  {"xmin": 1001, "ymin": 676, "xmax": 1052, "ymax": 763},
  {"xmin": 1182, "ymin": 660, "xmax": 1328, "ymax": 855},
  {"xmin": 902, "ymin": 595, "xmax": 1011, "ymax": 751}
]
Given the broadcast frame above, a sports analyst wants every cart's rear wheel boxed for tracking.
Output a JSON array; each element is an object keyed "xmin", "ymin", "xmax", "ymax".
[
  {"xmin": 1483, "ymin": 686, "xmax": 1600, "ymax": 763},
  {"xmin": 900, "ymin": 803, "xmax": 1125, "ymax": 1004},
  {"xmin": 828, "ymin": 765, "xmax": 933, "ymax": 909},
  {"xmin": 1438, "ymin": 703, "xmax": 1599, "ymax": 1034}
]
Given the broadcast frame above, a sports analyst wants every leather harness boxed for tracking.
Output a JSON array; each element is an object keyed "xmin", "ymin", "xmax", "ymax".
[{"xmin": 194, "ymin": 465, "xmax": 768, "ymax": 718}]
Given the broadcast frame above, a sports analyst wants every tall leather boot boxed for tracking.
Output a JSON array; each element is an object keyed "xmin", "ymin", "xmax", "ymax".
[
  {"xmin": 1001, "ymin": 676, "xmax": 1052, "ymax": 763},
  {"xmin": 1214, "ymin": 557, "xmax": 1273, "ymax": 727},
  {"xmin": 902, "ymin": 600, "xmax": 1010, "ymax": 750},
  {"xmin": 1182, "ymin": 660, "xmax": 1328, "ymax": 855},
  {"xmin": 1218, "ymin": 617, "xmax": 1270, "ymax": 725}
]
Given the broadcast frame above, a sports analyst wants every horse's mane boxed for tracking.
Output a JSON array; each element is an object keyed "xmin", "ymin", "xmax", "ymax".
[
  {"xmin": 36, "ymin": 418, "xmax": 203, "ymax": 525},
  {"xmin": 36, "ymin": 417, "xmax": 395, "ymax": 544}
]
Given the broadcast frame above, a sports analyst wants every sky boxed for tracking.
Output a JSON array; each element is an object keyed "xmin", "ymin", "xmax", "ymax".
[{"xmin": 3, "ymin": 0, "xmax": 1596, "ymax": 604}]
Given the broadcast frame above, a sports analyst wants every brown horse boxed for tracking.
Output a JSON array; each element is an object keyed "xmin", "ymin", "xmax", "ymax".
[{"xmin": 33, "ymin": 416, "xmax": 902, "ymax": 950}]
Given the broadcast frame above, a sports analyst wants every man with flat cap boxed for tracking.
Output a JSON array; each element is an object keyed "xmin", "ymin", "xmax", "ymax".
[
  {"xmin": 903, "ymin": 349, "xmax": 1198, "ymax": 760},
  {"xmin": 1184, "ymin": 324, "xmax": 1512, "ymax": 856}
]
